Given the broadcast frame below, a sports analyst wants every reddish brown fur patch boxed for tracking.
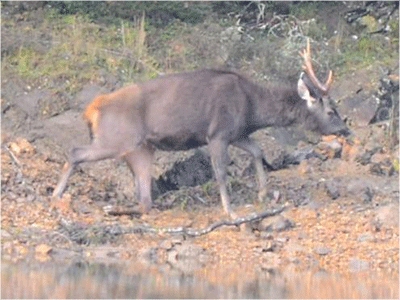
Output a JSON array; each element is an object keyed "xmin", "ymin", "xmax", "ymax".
[{"xmin": 83, "ymin": 85, "xmax": 142, "ymax": 134}]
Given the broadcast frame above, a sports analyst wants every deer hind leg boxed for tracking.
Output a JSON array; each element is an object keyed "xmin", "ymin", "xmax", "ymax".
[
  {"xmin": 208, "ymin": 138, "xmax": 238, "ymax": 219},
  {"xmin": 123, "ymin": 145, "xmax": 154, "ymax": 213},
  {"xmin": 233, "ymin": 137, "xmax": 268, "ymax": 202},
  {"xmin": 53, "ymin": 145, "xmax": 118, "ymax": 198}
]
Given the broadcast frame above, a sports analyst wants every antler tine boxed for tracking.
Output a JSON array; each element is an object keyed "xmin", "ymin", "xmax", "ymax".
[{"xmin": 300, "ymin": 39, "xmax": 333, "ymax": 94}]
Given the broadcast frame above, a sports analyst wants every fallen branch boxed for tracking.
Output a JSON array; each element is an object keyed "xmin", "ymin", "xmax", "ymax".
[
  {"xmin": 56, "ymin": 206, "xmax": 287, "ymax": 244},
  {"xmin": 122, "ymin": 205, "xmax": 287, "ymax": 237}
]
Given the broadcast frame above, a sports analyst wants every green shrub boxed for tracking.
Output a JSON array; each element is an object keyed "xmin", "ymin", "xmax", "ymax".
[{"xmin": 47, "ymin": 1, "xmax": 211, "ymax": 28}]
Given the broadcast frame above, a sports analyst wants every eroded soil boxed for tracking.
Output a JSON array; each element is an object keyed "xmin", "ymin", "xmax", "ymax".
[
  {"xmin": 1, "ymin": 118, "xmax": 399, "ymax": 288},
  {"xmin": 1, "ymin": 61, "xmax": 399, "ymax": 298}
]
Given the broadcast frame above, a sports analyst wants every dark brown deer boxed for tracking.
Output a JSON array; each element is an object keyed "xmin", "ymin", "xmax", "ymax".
[{"xmin": 53, "ymin": 40, "xmax": 349, "ymax": 219}]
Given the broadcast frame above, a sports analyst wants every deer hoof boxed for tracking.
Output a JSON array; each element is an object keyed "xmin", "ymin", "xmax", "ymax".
[
  {"xmin": 229, "ymin": 211, "xmax": 239, "ymax": 220},
  {"xmin": 139, "ymin": 199, "xmax": 152, "ymax": 214}
]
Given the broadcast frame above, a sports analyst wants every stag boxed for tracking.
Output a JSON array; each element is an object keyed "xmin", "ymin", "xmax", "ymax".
[{"xmin": 53, "ymin": 40, "xmax": 349, "ymax": 219}]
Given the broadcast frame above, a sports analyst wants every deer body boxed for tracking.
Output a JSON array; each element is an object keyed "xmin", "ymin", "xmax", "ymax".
[{"xmin": 53, "ymin": 43, "xmax": 349, "ymax": 218}]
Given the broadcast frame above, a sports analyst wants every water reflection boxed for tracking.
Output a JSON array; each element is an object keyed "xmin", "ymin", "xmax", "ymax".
[{"xmin": 2, "ymin": 260, "xmax": 398, "ymax": 299}]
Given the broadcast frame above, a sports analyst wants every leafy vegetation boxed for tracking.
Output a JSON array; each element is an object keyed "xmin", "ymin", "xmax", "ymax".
[
  {"xmin": 47, "ymin": 1, "xmax": 213, "ymax": 27},
  {"xmin": 1, "ymin": 1, "xmax": 398, "ymax": 98}
]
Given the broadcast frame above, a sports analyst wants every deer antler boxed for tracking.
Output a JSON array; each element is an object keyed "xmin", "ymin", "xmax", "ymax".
[{"xmin": 300, "ymin": 39, "xmax": 333, "ymax": 95}]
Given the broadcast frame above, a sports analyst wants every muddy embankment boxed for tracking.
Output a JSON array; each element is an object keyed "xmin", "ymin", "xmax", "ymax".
[{"xmin": 2, "ymin": 62, "xmax": 399, "ymax": 284}]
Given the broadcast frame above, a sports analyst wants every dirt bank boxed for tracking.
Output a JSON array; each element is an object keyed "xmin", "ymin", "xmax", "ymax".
[{"xmin": 1, "ymin": 118, "xmax": 398, "ymax": 281}]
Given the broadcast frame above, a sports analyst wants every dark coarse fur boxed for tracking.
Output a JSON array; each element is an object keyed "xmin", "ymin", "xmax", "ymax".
[
  {"xmin": 53, "ymin": 68, "xmax": 349, "ymax": 218},
  {"xmin": 136, "ymin": 69, "xmax": 319, "ymax": 151}
]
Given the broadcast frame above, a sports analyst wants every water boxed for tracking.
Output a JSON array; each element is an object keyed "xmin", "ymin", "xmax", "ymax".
[{"xmin": 2, "ymin": 260, "xmax": 398, "ymax": 299}]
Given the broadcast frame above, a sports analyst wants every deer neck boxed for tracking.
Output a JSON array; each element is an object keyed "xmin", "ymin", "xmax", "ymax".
[{"xmin": 252, "ymin": 84, "xmax": 305, "ymax": 129}]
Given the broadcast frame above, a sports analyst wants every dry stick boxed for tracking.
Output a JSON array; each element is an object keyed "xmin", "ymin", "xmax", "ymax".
[
  {"xmin": 122, "ymin": 205, "xmax": 287, "ymax": 237},
  {"xmin": 56, "ymin": 206, "xmax": 287, "ymax": 245},
  {"xmin": 4, "ymin": 146, "xmax": 22, "ymax": 168}
]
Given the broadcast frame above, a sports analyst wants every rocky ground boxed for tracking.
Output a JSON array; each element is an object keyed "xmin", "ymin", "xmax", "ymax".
[{"xmin": 1, "ymin": 70, "xmax": 399, "ymax": 283}]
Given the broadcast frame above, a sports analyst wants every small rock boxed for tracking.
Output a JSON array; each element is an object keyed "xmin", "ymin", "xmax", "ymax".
[
  {"xmin": 316, "ymin": 139, "xmax": 342, "ymax": 159},
  {"xmin": 297, "ymin": 157, "xmax": 322, "ymax": 175},
  {"xmin": 276, "ymin": 236, "xmax": 289, "ymax": 243},
  {"xmin": 346, "ymin": 179, "xmax": 374, "ymax": 202},
  {"xmin": 361, "ymin": 187, "xmax": 374, "ymax": 203},
  {"xmin": 325, "ymin": 180, "xmax": 340, "ymax": 200},
  {"xmin": 288, "ymin": 257, "xmax": 301, "ymax": 264},
  {"xmin": 321, "ymin": 135, "xmax": 337, "ymax": 143},
  {"xmin": 341, "ymin": 137, "xmax": 362, "ymax": 161},
  {"xmin": 259, "ymin": 216, "xmax": 295, "ymax": 232},
  {"xmin": 7, "ymin": 192, "xmax": 18, "ymax": 200},
  {"xmin": 76, "ymin": 204, "xmax": 91, "ymax": 214},
  {"xmin": 369, "ymin": 160, "xmax": 395, "ymax": 176},
  {"xmin": 370, "ymin": 152, "xmax": 389, "ymax": 164},
  {"xmin": 290, "ymin": 146, "xmax": 319, "ymax": 164},
  {"xmin": 307, "ymin": 201, "xmax": 323, "ymax": 211},
  {"xmin": 26, "ymin": 194, "xmax": 35, "ymax": 202},
  {"xmin": 356, "ymin": 150, "xmax": 374, "ymax": 165},
  {"xmin": 275, "ymin": 218, "xmax": 295, "ymax": 232},
  {"xmin": 374, "ymin": 203, "xmax": 399, "ymax": 228},
  {"xmin": 8, "ymin": 138, "xmax": 36, "ymax": 155},
  {"xmin": 314, "ymin": 247, "xmax": 331, "ymax": 256},
  {"xmin": 357, "ymin": 233, "xmax": 376, "ymax": 243}
]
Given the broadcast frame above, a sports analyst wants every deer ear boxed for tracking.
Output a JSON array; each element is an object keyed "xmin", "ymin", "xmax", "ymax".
[{"xmin": 297, "ymin": 73, "xmax": 316, "ymax": 108}]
